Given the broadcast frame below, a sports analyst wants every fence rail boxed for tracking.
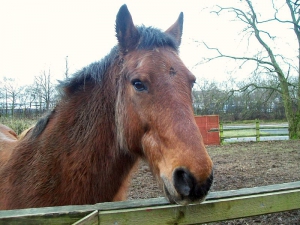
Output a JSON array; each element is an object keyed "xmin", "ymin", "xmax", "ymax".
[
  {"xmin": 1, "ymin": 181, "xmax": 299, "ymax": 224},
  {"xmin": 219, "ymin": 120, "xmax": 289, "ymax": 144}
]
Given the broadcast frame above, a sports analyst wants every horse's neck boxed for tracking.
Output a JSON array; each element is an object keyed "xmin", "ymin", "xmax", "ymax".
[
  {"xmin": 5, "ymin": 87, "xmax": 138, "ymax": 206},
  {"xmin": 39, "ymin": 93, "xmax": 137, "ymax": 198}
]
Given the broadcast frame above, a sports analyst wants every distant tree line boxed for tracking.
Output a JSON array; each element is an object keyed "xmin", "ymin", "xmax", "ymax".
[
  {"xmin": 193, "ymin": 78, "xmax": 289, "ymax": 122},
  {"xmin": 0, "ymin": 72, "xmax": 290, "ymax": 122},
  {"xmin": 0, "ymin": 69, "xmax": 59, "ymax": 119}
]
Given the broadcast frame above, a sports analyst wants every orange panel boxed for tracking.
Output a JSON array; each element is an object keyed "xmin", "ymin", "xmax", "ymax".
[{"xmin": 194, "ymin": 115, "xmax": 220, "ymax": 145}]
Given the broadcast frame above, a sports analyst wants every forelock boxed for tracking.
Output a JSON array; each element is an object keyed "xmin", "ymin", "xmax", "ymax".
[{"xmin": 136, "ymin": 26, "xmax": 179, "ymax": 51}]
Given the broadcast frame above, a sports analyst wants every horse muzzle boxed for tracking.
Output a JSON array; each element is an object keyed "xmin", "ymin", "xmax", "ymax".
[{"xmin": 162, "ymin": 167, "xmax": 213, "ymax": 205}]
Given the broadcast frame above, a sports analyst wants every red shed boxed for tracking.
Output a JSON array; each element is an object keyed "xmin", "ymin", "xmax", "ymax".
[{"xmin": 194, "ymin": 115, "xmax": 220, "ymax": 145}]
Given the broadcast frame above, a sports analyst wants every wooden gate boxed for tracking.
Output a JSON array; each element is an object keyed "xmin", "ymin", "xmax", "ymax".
[{"xmin": 194, "ymin": 115, "xmax": 220, "ymax": 145}]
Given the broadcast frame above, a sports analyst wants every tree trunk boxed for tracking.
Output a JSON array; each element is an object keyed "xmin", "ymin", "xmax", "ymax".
[{"xmin": 281, "ymin": 81, "xmax": 300, "ymax": 139}]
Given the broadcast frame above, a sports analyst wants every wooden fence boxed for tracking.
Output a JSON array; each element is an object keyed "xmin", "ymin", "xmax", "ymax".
[
  {"xmin": 0, "ymin": 181, "xmax": 299, "ymax": 224},
  {"xmin": 219, "ymin": 120, "xmax": 289, "ymax": 144}
]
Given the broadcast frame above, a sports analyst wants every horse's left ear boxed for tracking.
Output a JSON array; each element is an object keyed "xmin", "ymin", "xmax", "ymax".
[
  {"xmin": 116, "ymin": 4, "xmax": 140, "ymax": 53},
  {"xmin": 165, "ymin": 12, "xmax": 184, "ymax": 46}
]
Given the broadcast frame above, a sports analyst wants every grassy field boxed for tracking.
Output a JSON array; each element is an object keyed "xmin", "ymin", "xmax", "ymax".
[
  {"xmin": 223, "ymin": 129, "xmax": 268, "ymax": 137},
  {"xmin": 0, "ymin": 117, "xmax": 35, "ymax": 135}
]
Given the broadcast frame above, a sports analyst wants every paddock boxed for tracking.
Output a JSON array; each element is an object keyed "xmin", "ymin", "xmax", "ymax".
[{"xmin": 0, "ymin": 140, "xmax": 299, "ymax": 224}]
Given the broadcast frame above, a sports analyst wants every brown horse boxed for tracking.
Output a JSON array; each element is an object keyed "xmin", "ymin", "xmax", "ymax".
[
  {"xmin": 0, "ymin": 124, "xmax": 18, "ymax": 164},
  {"xmin": 0, "ymin": 5, "xmax": 213, "ymax": 210}
]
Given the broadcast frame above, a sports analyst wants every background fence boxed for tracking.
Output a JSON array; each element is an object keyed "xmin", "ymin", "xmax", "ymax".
[
  {"xmin": 194, "ymin": 117, "xmax": 288, "ymax": 145},
  {"xmin": 219, "ymin": 120, "xmax": 289, "ymax": 144}
]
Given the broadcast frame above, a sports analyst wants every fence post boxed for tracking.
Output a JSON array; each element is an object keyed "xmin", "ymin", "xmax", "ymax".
[
  {"xmin": 220, "ymin": 122, "xmax": 223, "ymax": 144},
  {"xmin": 256, "ymin": 120, "xmax": 260, "ymax": 142}
]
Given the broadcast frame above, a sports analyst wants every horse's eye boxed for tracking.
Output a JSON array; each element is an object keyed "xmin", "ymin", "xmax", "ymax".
[
  {"xmin": 191, "ymin": 81, "xmax": 195, "ymax": 89},
  {"xmin": 132, "ymin": 79, "xmax": 147, "ymax": 92}
]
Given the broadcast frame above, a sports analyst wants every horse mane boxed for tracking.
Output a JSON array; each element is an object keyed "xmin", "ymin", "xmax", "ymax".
[
  {"xmin": 30, "ymin": 110, "xmax": 53, "ymax": 139},
  {"xmin": 134, "ymin": 25, "xmax": 179, "ymax": 50},
  {"xmin": 29, "ymin": 26, "xmax": 179, "ymax": 139}
]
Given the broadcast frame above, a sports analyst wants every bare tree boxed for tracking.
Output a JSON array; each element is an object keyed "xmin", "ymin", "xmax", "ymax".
[
  {"xmin": 193, "ymin": 79, "xmax": 226, "ymax": 115},
  {"xmin": 34, "ymin": 69, "xmax": 56, "ymax": 111},
  {"xmin": 201, "ymin": 0, "xmax": 300, "ymax": 139},
  {"xmin": 0, "ymin": 77, "xmax": 22, "ymax": 117}
]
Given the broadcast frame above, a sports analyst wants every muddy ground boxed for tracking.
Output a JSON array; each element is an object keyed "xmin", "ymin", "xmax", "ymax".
[{"xmin": 128, "ymin": 140, "xmax": 300, "ymax": 224}]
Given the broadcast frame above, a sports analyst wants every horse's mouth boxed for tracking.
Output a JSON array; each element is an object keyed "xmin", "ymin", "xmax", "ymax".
[
  {"xmin": 161, "ymin": 170, "xmax": 213, "ymax": 205},
  {"xmin": 163, "ymin": 183, "xmax": 189, "ymax": 205},
  {"xmin": 162, "ymin": 183, "xmax": 205, "ymax": 206}
]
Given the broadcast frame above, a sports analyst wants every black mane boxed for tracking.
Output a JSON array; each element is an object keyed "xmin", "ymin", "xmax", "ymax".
[
  {"xmin": 61, "ymin": 46, "xmax": 119, "ymax": 95},
  {"xmin": 135, "ymin": 25, "xmax": 179, "ymax": 50},
  {"xmin": 30, "ymin": 26, "xmax": 178, "ymax": 138}
]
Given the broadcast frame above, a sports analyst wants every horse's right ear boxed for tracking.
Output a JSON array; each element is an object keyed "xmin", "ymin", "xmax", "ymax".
[
  {"xmin": 165, "ymin": 12, "xmax": 183, "ymax": 46},
  {"xmin": 116, "ymin": 5, "xmax": 140, "ymax": 53}
]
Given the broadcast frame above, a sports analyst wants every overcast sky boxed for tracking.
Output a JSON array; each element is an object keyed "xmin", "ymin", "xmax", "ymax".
[{"xmin": 0, "ymin": 0, "xmax": 296, "ymax": 86}]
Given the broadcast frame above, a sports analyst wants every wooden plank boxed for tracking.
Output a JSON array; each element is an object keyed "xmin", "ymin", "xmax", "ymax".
[
  {"xmin": 259, "ymin": 133, "xmax": 289, "ymax": 137},
  {"xmin": 95, "ymin": 181, "xmax": 300, "ymax": 211},
  {"xmin": 222, "ymin": 127, "xmax": 256, "ymax": 131},
  {"xmin": 221, "ymin": 133, "xmax": 289, "ymax": 139},
  {"xmin": 221, "ymin": 135, "xmax": 257, "ymax": 139},
  {"xmin": 98, "ymin": 189, "xmax": 300, "ymax": 225},
  {"xmin": 0, "ymin": 181, "xmax": 299, "ymax": 224},
  {"xmin": 0, "ymin": 205, "xmax": 95, "ymax": 225},
  {"xmin": 207, "ymin": 181, "xmax": 300, "ymax": 200},
  {"xmin": 0, "ymin": 212, "xmax": 90, "ymax": 225},
  {"xmin": 72, "ymin": 210, "xmax": 98, "ymax": 225},
  {"xmin": 221, "ymin": 126, "xmax": 288, "ymax": 131},
  {"xmin": 93, "ymin": 197, "xmax": 169, "ymax": 211}
]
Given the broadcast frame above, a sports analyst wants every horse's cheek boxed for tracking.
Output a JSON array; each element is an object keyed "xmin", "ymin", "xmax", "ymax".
[{"xmin": 122, "ymin": 103, "xmax": 145, "ymax": 155}]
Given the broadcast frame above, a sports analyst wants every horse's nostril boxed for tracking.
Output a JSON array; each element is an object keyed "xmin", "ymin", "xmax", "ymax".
[
  {"xmin": 195, "ymin": 171, "xmax": 213, "ymax": 198},
  {"xmin": 173, "ymin": 168, "xmax": 195, "ymax": 197},
  {"xmin": 173, "ymin": 168, "xmax": 213, "ymax": 202}
]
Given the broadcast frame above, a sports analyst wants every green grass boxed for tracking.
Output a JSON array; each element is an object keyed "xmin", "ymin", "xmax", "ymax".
[
  {"xmin": 224, "ymin": 129, "xmax": 255, "ymax": 137},
  {"xmin": 0, "ymin": 117, "xmax": 35, "ymax": 135},
  {"xmin": 222, "ymin": 119, "xmax": 287, "ymax": 125},
  {"xmin": 223, "ymin": 129, "xmax": 269, "ymax": 137}
]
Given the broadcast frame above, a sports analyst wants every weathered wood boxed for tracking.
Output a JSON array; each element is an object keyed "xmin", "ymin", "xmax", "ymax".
[
  {"xmin": 256, "ymin": 119, "xmax": 260, "ymax": 141},
  {"xmin": 72, "ymin": 211, "xmax": 98, "ymax": 225},
  {"xmin": 99, "ymin": 189, "xmax": 300, "ymax": 225},
  {"xmin": 96, "ymin": 181, "xmax": 300, "ymax": 211},
  {"xmin": 207, "ymin": 181, "xmax": 300, "ymax": 200},
  {"xmin": 219, "ymin": 122, "xmax": 224, "ymax": 144},
  {"xmin": 0, "ymin": 205, "xmax": 95, "ymax": 225},
  {"xmin": 0, "ymin": 181, "xmax": 299, "ymax": 224}
]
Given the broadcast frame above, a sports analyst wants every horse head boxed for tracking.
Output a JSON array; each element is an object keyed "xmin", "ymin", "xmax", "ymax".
[{"xmin": 115, "ymin": 5, "xmax": 213, "ymax": 205}]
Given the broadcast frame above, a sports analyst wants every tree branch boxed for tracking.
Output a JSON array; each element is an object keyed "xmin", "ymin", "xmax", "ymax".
[{"xmin": 202, "ymin": 41, "xmax": 273, "ymax": 66}]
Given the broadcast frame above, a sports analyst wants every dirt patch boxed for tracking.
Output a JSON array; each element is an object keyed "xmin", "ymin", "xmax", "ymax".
[{"xmin": 128, "ymin": 140, "xmax": 300, "ymax": 224}]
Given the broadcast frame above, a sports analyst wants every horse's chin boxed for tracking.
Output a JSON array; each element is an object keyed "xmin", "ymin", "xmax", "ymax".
[
  {"xmin": 162, "ymin": 179, "xmax": 205, "ymax": 206},
  {"xmin": 163, "ymin": 183, "xmax": 189, "ymax": 206}
]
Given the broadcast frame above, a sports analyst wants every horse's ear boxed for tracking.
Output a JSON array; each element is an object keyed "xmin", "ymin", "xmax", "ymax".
[
  {"xmin": 165, "ymin": 12, "xmax": 183, "ymax": 46},
  {"xmin": 116, "ymin": 4, "xmax": 140, "ymax": 53}
]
